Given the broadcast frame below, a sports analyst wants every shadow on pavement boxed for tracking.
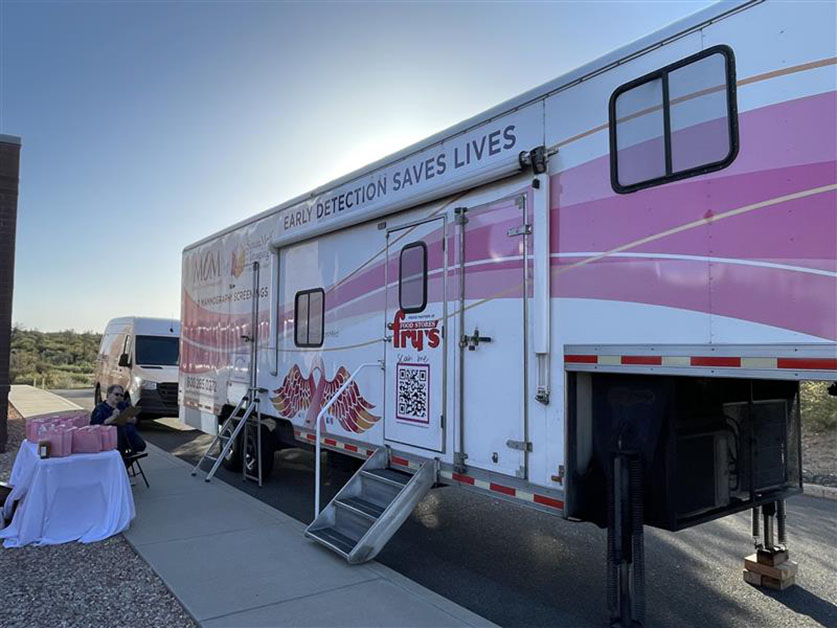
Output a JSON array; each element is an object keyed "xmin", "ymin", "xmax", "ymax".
[{"xmin": 138, "ymin": 423, "xmax": 837, "ymax": 628}]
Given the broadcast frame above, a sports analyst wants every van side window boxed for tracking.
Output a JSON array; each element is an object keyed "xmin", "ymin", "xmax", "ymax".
[
  {"xmin": 609, "ymin": 45, "xmax": 738, "ymax": 193},
  {"xmin": 294, "ymin": 288, "xmax": 325, "ymax": 347},
  {"xmin": 399, "ymin": 242, "xmax": 427, "ymax": 314}
]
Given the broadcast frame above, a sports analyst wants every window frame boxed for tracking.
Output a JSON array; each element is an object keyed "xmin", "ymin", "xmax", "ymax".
[
  {"xmin": 609, "ymin": 44, "xmax": 739, "ymax": 194},
  {"xmin": 398, "ymin": 241, "xmax": 428, "ymax": 314},
  {"xmin": 293, "ymin": 288, "xmax": 325, "ymax": 348}
]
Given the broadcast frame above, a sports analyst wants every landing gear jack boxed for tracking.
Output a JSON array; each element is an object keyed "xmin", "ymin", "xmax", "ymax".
[
  {"xmin": 744, "ymin": 500, "xmax": 798, "ymax": 589},
  {"xmin": 607, "ymin": 453, "xmax": 645, "ymax": 627}
]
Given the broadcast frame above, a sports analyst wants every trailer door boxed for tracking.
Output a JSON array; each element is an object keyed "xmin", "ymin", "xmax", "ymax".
[
  {"xmin": 384, "ymin": 216, "xmax": 448, "ymax": 452},
  {"xmin": 458, "ymin": 194, "xmax": 528, "ymax": 477}
]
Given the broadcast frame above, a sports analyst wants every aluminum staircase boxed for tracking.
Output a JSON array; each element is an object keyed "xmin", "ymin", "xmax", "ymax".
[{"xmin": 305, "ymin": 448, "xmax": 435, "ymax": 564}]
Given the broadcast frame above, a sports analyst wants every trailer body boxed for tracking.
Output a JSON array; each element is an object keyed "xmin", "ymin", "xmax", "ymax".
[{"xmin": 180, "ymin": 0, "xmax": 836, "ymax": 531}]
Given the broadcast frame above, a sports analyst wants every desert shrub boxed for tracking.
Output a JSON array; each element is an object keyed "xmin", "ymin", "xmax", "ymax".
[{"xmin": 800, "ymin": 381, "xmax": 837, "ymax": 432}]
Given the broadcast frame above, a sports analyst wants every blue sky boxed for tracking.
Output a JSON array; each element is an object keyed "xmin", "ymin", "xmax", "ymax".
[{"xmin": 1, "ymin": 0, "xmax": 713, "ymax": 332}]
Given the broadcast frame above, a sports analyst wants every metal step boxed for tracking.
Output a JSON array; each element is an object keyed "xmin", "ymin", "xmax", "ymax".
[
  {"xmin": 337, "ymin": 496, "xmax": 385, "ymax": 521},
  {"xmin": 306, "ymin": 527, "xmax": 355, "ymax": 558},
  {"xmin": 305, "ymin": 448, "xmax": 436, "ymax": 564},
  {"xmin": 361, "ymin": 468, "xmax": 412, "ymax": 487}
]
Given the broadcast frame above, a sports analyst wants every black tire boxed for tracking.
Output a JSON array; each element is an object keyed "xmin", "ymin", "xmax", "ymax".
[
  {"xmin": 220, "ymin": 421, "xmax": 243, "ymax": 471},
  {"xmin": 243, "ymin": 424, "xmax": 275, "ymax": 479}
]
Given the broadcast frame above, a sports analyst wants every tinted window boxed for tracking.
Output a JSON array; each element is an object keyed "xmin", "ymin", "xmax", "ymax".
[
  {"xmin": 610, "ymin": 46, "xmax": 737, "ymax": 193},
  {"xmin": 399, "ymin": 242, "xmax": 427, "ymax": 313},
  {"xmin": 294, "ymin": 288, "xmax": 324, "ymax": 347},
  {"xmin": 135, "ymin": 335, "xmax": 179, "ymax": 366}
]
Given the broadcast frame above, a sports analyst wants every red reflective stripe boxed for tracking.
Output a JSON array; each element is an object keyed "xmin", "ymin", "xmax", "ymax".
[
  {"xmin": 306, "ymin": 433, "xmax": 315, "ymax": 441},
  {"xmin": 452, "ymin": 472, "xmax": 474, "ymax": 485},
  {"xmin": 324, "ymin": 438, "xmax": 337, "ymax": 446},
  {"xmin": 565, "ymin": 354, "xmax": 598, "ymax": 364},
  {"xmin": 621, "ymin": 355, "xmax": 662, "ymax": 365},
  {"xmin": 391, "ymin": 456, "xmax": 409, "ymax": 466},
  {"xmin": 344, "ymin": 444, "xmax": 358, "ymax": 452},
  {"xmin": 534, "ymin": 494, "xmax": 564, "ymax": 510},
  {"xmin": 490, "ymin": 482, "xmax": 516, "ymax": 497},
  {"xmin": 777, "ymin": 358, "xmax": 837, "ymax": 370},
  {"xmin": 690, "ymin": 356, "xmax": 741, "ymax": 367}
]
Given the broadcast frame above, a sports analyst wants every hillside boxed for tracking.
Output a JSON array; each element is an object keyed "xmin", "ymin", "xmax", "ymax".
[{"xmin": 9, "ymin": 327, "xmax": 101, "ymax": 389}]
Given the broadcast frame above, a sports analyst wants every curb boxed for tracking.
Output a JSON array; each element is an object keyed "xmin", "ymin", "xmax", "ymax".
[{"xmin": 803, "ymin": 483, "xmax": 837, "ymax": 501}]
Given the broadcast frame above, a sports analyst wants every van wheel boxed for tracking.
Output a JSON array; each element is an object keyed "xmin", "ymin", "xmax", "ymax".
[
  {"xmin": 244, "ymin": 425, "xmax": 275, "ymax": 479},
  {"xmin": 220, "ymin": 421, "xmax": 243, "ymax": 471}
]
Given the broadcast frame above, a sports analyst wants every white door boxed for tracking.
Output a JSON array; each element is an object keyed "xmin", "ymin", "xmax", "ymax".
[
  {"xmin": 384, "ymin": 216, "xmax": 448, "ymax": 452},
  {"xmin": 459, "ymin": 194, "xmax": 529, "ymax": 477}
]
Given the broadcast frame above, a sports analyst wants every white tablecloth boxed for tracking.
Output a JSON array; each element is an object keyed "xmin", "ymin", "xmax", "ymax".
[{"xmin": 0, "ymin": 442, "xmax": 135, "ymax": 547}]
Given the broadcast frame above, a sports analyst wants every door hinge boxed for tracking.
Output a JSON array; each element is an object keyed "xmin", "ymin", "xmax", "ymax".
[
  {"xmin": 507, "ymin": 225, "xmax": 532, "ymax": 237},
  {"xmin": 454, "ymin": 207, "xmax": 468, "ymax": 225},
  {"xmin": 506, "ymin": 439, "xmax": 533, "ymax": 452}
]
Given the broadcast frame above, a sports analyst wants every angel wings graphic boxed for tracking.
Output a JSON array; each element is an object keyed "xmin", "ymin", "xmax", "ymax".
[{"xmin": 270, "ymin": 362, "xmax": 380, "ymax": 433}]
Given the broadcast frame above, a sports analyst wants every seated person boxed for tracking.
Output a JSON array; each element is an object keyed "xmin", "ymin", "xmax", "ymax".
[{"xmin": 90, "ymin": 384, "xmax": 146, "ymax": 454}]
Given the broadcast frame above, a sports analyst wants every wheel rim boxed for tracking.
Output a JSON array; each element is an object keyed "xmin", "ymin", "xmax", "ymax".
[
  {"xmin": 244, "ymin": 433, "xmax": 257, "ymax": 474},
  {"xmin": 222, "ymin": 426, "xmax": 236, "ymax": 463}
]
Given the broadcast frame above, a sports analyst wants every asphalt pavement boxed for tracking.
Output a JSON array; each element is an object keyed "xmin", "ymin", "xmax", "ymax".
[{"xmin": 53, "ymin": 387, "xmax": 837, "ymax": 627}]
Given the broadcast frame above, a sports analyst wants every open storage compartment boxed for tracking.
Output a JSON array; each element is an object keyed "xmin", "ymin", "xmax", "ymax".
[{"xmin": 565, "ymin": 373, "xmax": 802, "ymax": 531}]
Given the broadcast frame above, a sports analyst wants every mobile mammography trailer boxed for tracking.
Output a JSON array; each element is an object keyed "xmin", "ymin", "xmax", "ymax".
[{"xmin": 181, "ymin": 1, "xmax": 836, "ymax": 623}]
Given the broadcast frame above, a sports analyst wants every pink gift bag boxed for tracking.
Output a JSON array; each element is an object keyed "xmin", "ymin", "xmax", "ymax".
[
  {"xmin": 27, "ymin": 417, "xmax": 60, "ymax": 443},
  {"xmin": 72, "ymin": 426, "xmax": 103, "ymax": 454},
  {"xmin": 65, "ymin": 412, "xmax": 91, "ymax": 429},
  {"xmin": 39, "ymin": 426, "xmax": 74, "ymax": 457},
  {"xmin": 100, "ymin": 425, "xmax": 118, "ymax": 451}
]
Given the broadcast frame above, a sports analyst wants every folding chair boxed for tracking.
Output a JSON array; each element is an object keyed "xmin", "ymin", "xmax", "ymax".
[{"xmin": 123, "ymin": 452, "xmax": 149, "ymax": 488}]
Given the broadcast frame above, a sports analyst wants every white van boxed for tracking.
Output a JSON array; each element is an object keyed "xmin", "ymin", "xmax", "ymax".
[{"xmin": 94, "ymin": 317, "xmax": 180, "ymax": 418}]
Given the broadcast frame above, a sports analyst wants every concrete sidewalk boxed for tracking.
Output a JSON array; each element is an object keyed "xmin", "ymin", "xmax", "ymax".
[
  {"xmin": 127, "ymin": 445, "xmax": 494, "ymax": 627},
  {"xmin": 9, "ymin": 385, "xmax": 82, "ymax": 416},
  {"xmin": 9, "ymin": 385, "xmax": 494, "ymax": 627}
]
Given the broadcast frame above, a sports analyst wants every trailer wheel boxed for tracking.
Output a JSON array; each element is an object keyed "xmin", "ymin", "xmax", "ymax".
[
  {"xmin": 220, "ymin": 421, "xmax": 243, "ymax": 471},
  {"xmin": 244, "ymin": 425, "xmax": 275, "ymax": 479}
]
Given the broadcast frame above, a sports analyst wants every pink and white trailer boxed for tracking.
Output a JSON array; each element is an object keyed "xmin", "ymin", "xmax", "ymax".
[{"xmin": 180, "ymin": 0, "xmax": 835, "ymax": 622}]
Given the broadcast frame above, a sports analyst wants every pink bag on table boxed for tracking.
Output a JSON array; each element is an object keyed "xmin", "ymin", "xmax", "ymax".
[
  {"xmin": 72, "ymin": 426, "xmax": 103, "ymax": 454},
  {"xmin": 100, "ymin": 425, "xmax": 118, "ymax": 451},
  {"xmin": 38, "ymin": 425, "xmax": 74, "ymax": 457},
  {"xmin": 64, "ymin": 412, "xmax": 91, "ymax": 429},
  {"xmin": 26, "ymin": 411, "xmax": 91, "ymax": 442},
  {"xmin": 26, "ymin": 417, "xmax": 60, "ymax": 443}
]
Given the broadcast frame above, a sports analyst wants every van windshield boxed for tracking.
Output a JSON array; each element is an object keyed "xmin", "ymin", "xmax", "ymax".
[{"xmin": 135, "ymin": 335, "xmax": 179, "ymax": 366}]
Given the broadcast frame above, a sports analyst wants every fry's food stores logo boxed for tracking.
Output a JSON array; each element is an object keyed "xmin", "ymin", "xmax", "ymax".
[{"xmin": 390, "ymin": 310, "xmax": 440, "ymax": 351}]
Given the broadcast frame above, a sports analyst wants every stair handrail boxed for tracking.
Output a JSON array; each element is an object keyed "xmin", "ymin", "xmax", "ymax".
[{"xmin": 314, "ymin": 360, "xmax": 384, "ymax": 517}]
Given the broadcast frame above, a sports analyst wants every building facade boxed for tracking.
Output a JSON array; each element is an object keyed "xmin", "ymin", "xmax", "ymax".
[{"xmin": 0, "ymin": 134, "xmax": 21, "ymax": 452}]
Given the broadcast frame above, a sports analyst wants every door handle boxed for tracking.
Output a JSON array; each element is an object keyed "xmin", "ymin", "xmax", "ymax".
[{"xmin": 460, "ymin": 327, "xmax": 492, "ymax": 351}]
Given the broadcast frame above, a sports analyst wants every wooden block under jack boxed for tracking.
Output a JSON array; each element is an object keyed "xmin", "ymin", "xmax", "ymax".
[
  {"xmin": 745, "ymin": 554, "xmax": 798, "ymax": 580},
  {"xmin": 762, "ymin": 574, "xmax": 796, "ymax": 590},
  {"xmin": 743, "ymin": 569, "xmax": 763, "ymax": 586},
  {"xmin": 756, "ymin": 549, "xmax": 788, "ymax": 566}
]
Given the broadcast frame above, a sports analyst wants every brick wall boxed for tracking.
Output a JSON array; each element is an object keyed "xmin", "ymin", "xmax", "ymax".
[{"xmin": 0, "ymin": 135, "xmax": 21, "ymax": 452}]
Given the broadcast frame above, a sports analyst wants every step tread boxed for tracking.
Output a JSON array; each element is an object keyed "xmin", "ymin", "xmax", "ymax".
[
  {"xmin": 338, "ymin": 496, "xmax": 386, "ymax": 520},
  {"xmin": 307, "ymin": 527, "xmax": 356, "ymax": 556},
  {"xmin": 362, "ymin": 468, "xmax": 412, "ymax": 487}
]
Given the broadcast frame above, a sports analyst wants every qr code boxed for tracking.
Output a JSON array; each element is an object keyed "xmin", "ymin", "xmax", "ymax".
[{"xmin": 396, "ymin": 363, "xmax": 430, "ymax": 423}]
